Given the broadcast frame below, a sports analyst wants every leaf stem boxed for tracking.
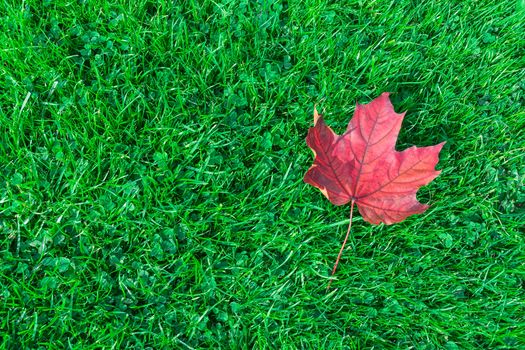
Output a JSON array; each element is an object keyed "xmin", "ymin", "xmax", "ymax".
[{"xmin": 327, "ymin": 200, "xmax": 355, "ymax": 290}]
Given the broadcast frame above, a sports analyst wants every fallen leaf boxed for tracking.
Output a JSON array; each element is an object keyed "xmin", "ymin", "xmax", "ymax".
[{"xmin": 304, "ymin": 92, "xmax": 444, "ymax": 286}]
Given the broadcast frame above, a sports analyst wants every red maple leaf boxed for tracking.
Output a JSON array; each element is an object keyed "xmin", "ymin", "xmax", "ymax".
[{"xmin": 304, "ymin": 92, "xmax": 444, "ymax": 286}]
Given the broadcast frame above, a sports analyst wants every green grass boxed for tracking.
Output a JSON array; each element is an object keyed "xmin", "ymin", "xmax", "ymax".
[{"xmin": 1, "ymin": 0, "xmax": 524, "ymax": 348}]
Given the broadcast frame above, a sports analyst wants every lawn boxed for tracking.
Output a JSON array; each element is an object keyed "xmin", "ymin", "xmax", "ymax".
[{"xmin": 1, "ymin": 0, "xmax": 524, "ymax": 348}]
